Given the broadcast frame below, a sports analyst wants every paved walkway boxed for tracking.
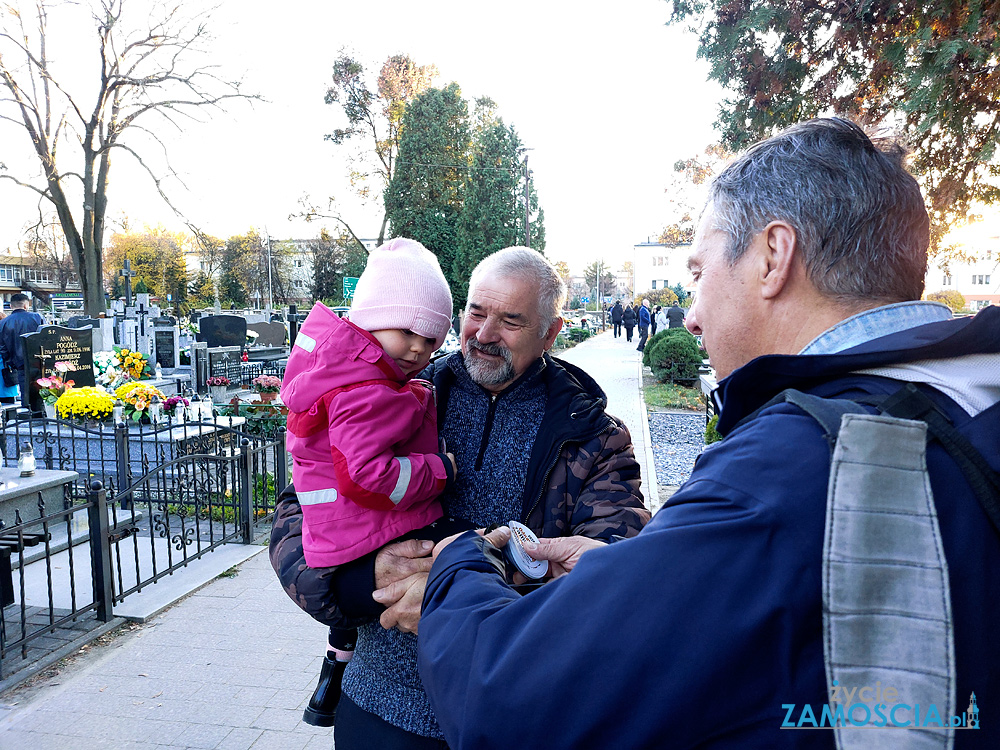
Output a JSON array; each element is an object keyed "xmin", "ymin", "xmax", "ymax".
[{"xmin": 0, "ymin": 331, "xmax": 656, "ymax": 749}]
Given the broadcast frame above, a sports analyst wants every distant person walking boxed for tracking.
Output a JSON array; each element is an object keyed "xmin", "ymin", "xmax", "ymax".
[
  {"xmin": 0, "ymin": 294, "xmax": 43, "ymax": 408},
  {"xmin": 666, "ymin": 303, "xmax": 686, "ymax": 329},
  {"xmin": 654, "ymin": 305, "xmax": 667, "ymax": 334},
  {"xmin": 650, "ymin": 306, "xmax": 661, "ymax": 337},
  {"xmin": 622, "ymin": 303, "xmax": 636, "ymax": 342},
  {"xmin": 636, "ymin": 299, "xmax": 651, "ymax": 352},
  {"xmin": 610, "ymin": 300, "xmax": 623, "ymax": 338}
]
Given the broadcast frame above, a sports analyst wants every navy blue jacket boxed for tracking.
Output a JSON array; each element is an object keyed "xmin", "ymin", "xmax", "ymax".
[
  {"xmin": 419, "ymin": 307, "xmax": 1000, "ymax": 749},
  {"xmin": 0, "ymin": 308, "xmax": 43, "ymax": 371},
  {"xmin": 638, "ymin": 304, "xmax": 651, "ymax": 329}
]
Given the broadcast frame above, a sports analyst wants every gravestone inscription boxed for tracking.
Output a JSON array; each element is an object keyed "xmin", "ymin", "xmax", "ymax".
[
  {"xmin": 154, "ymin": 329, "xmax": 178, "ymax": 370},
  {"xmin": 207, "ymin": 346, "xmax": 242, "ymax": 385},
  {"xmin": 23, "ymin": 326, "xmax": 96, "ymax": 413}
]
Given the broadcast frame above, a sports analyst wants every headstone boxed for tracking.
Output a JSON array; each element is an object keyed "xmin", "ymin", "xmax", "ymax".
[
  {"xmin": 154, "ymin": 325, "xmax": 180, "ymax": 370},
  {"xmin": 67, "ymin": 315, "xmax": 100, "ymax": 329},
  {"xmin": 197, "ymin": 314, "xmax": 247, "ymax": 349},
  {"xmin": 121, "ymin": 320, "xmax": 138, "ymax": 353},
  {"xmin": 207, "ymin": 346, "xmax": 242, "ymax": 386},
  {"xmin": 22, "ymin": 325, "xmax": 96, "ymax": 413},
  {"xmin": 247, "ymin": 321, "xmax": 286, "ymax": 349},
  {"xmin": 192, "ymin": 342, "xmax": 209, "ymax": 393}
]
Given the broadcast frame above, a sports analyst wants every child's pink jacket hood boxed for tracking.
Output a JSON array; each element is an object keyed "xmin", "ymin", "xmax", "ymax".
[{"xmin": 282, "ymin": 303, "xmax": 445, "ymax": 567}]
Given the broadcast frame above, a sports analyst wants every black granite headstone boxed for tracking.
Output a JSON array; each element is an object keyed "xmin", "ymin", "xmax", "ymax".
[
  {"xmin": 197, "ymin": 314, "xmax": 247, "ymax": 349},
  {"xmin": 67, "ymin": 316, "xmax": 100, "ymax": 329},
  {"xmin": 154, "ymin": 329, "xmax": 176, "ymax": 369},
  {"xmin": 152, "ymin": 315, "xmax": 177, "ymax": 327},
  {"xmin": 207, "ymin": 346, "xmax": 243, "ymax": 384},
  {"xmin": 23, "ymin": 325, "xmax": 96, "ymax": 413}
]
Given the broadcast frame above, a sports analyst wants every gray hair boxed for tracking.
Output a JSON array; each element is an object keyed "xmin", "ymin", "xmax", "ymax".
[
  {"xmin": 468, "ymin": 246, "xmax": 567, "ymax": 336},
  {"xmin": 708, "ymin": 118, "xmax": 929, "ymax": 303}
]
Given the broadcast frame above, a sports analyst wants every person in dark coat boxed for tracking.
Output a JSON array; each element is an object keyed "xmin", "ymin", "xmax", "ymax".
[
  {"xmin": 650, "ymin": 306, "xmax": 661, "ymax": 337},
  {"xmin": 610, "ymin": 301, "xmax": 623, "ymax": 338},
  {"xmin": 622, "ymin": 303, "xmax": 636, "ymax": 342},
  {"xmin": 0, "ymin": 293, "xmax": 43, "ymax": 408},
  {"xmin": 636, "ymin": 299, "xmax": 651, "ymax": 352},
  {"xmin": 666, "ymin": 303, "xmax": 686, "ymax": 328}
]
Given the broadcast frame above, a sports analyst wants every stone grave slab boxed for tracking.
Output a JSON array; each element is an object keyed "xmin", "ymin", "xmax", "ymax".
[
  {"xmin": 154, "ymin": 325, "xmax": 180, "ymax": 370},
  {"xmin": 207, "ymin": 346, "xmax": 242, "ymax": 386}
]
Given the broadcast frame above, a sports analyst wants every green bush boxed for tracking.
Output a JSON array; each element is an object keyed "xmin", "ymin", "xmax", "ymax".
[
  {"xmin": 569, "ymin": 327, "xmax": 591, "ymax": 343},
  {"xmin": 705, "ymin": 415, "xmax": 723, "ymax": 444},
  {"xmin": 642, "ymin": 330, "xmax": 671, "ymax": 367},
  {"xmin": 647, "ymin": 328, "xmax": 703, "ymax": 384}
]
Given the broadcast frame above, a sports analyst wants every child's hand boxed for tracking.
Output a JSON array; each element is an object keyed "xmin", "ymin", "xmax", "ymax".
[{"xmin": 445, "ymin": 452, "xmax": 457, "ymax": 475}]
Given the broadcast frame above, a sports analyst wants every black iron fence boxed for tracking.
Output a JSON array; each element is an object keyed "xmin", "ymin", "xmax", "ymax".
[{"xmin": 0, "ymin": 414, "xmax": 286, "ymax": 680}]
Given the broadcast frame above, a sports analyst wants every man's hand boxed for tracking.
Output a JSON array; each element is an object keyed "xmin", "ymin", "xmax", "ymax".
[
  {"xmin": 523, "ymin": 536, "xmax": 606, "ymax": 578},
  {"xmin": 373, "ymin": 572, "xmax": 427, "ymax": 634},
  {"xmin": 374, "ymin": 538, "xmax": 434, "ymax": 590},
  {"xmin": 431, "ymin": 526, "xmax": 511, "ymax": 560}
]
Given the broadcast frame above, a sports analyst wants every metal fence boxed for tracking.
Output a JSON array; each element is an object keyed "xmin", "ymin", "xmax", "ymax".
[{"xmin": 0, "ymin": 413, "xmax": 285, "ymax": 679}]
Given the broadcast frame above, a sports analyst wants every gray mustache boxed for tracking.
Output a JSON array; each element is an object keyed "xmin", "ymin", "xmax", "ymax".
[{"xmin": 467, "ymin": 339, "xmax": 512, "ymax": 361}]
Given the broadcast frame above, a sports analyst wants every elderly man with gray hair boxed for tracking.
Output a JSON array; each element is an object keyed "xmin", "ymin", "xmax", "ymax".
[{"xmin": 269, "ymin": 245, "xmax": 649, "ymax": 748}]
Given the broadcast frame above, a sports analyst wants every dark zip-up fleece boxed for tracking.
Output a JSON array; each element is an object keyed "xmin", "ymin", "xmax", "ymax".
[{"xmin": 268, "ymin": 351, "xmax": 650, "ymax": 736}]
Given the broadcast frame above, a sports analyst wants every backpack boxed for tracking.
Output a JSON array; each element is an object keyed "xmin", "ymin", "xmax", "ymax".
[{"xmin": 748, "ymin": 383, "xmax": 999, "ymax": 749}]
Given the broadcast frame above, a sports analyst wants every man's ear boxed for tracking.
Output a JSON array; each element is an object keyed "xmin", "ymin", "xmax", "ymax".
[
  {"xmin": 758, "ymin": 221, "xmax": 798, "ymax": 300},
  {"xmin": 542, "ymin": 319, "xmax": 562, "ymax": 351}
]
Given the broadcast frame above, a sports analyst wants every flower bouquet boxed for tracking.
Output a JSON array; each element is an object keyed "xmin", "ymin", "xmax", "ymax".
[
  {"xmin": 37, "ymin": 362, "xmax": 75, "ymax": 406},
  {"xmin": 115, "ymin": 381, "xmax": 166, "ymax": 423},
  {"xmin": 114, "ymin": 347, "xmax": 153, "ymax": 381},
  {"xmin": 94, "ymin": 350, "xmax": 116, "ymax": 377},
  {"xmin": 55, "ymin": 386, "xmax": 114, "ymax": 423},
  {"xmin": 163, "ymin": 395, "xmax": 190, "ymax": 419},
  {"xmin": 207, "ymin": 376, "xmax": 231, "ymax": 404}
]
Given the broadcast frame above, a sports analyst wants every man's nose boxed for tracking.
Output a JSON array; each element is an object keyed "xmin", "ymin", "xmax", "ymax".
[
  {"xmin": 685, "ymin": 306, "xmax": 702, "ymax": 336},
  {"xmin": 476, "ymin": 316, "xmax": 501, "ymax": 342}
]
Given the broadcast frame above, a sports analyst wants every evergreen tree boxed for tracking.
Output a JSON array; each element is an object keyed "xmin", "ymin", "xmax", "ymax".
[
  {"xmin": 384, "ymin": 83, "xmax": 470, "ymax": 291},
  {"xmin": 310, "ymin": 229, "xmax": 369, "ymax": 303},
  {"xmin": 453, "ymin": 99, "xmax": 521, "ymax": 306}
]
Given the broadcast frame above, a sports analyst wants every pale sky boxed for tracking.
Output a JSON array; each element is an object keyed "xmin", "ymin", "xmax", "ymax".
[{"xmin": 0, "ymin": 0, "xmax": 725, "ymax": 274}]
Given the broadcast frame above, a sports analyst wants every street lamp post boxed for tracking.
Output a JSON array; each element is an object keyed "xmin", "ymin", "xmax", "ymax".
[
  {"xmin": 264, "ymin": 228, "xmax": 273, "ymax": 311},
  {"xmin": 519, "ymin": 147, "xmax": 534, "ymax": 248}
]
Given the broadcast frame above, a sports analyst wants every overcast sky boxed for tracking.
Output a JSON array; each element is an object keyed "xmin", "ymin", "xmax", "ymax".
[{"xmin": 0, "ymin": 0, "xmax": 725, "ymax": 273}]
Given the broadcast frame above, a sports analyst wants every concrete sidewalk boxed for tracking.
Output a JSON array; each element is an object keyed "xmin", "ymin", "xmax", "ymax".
[{"xmin": 0, "ymin": 331, "xmax": 656, "ymax": 749}]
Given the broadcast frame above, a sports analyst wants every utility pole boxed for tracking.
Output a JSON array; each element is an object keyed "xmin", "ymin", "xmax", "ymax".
[
  {"xmin": 523, "ymin": 153, "xmax": 531, "ymax": 248},
  {"xmin": 264, "ymin": 228, "xmax": 273, "ymax": 311}
]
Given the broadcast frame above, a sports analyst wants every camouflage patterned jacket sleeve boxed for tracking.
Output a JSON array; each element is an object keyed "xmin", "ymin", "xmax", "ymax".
[
  {"xmin": 269, "ymin": 483, "xmax": 383, "ymax": 629},
  {"xmin": 526, "ymin": 415, "xmax": 650, "ymax": 542}
]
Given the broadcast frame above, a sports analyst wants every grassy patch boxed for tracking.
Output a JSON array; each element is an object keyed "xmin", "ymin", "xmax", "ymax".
[{"xmin": 643, "ymin": 381, "xmax": 704, "ymax": 411}]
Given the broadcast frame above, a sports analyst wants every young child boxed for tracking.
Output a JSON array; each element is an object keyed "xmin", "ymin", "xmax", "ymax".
[{"xmin": 281, "ymin": 238, "xmax": 460, "ymax": 727}]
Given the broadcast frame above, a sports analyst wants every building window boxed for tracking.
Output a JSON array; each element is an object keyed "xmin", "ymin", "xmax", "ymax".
[
  {"xmin": 943, "ymin": 275, "xmax": 952, "ymax": 285},
  {"xmin": 987, "ymin": 275, "xmax": 992, "ymax": 285},
  {"xmin": 651, "ymin": 280, "xmax": 656, "ymax": 289},
  {"xmin": 295, "ymin": 260, "xmax": 304, "ymax": 268}
]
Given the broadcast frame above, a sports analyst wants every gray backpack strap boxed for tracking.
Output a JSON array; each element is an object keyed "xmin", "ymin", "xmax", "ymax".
[{"xmin": 780, "ymin": 391, "xmax": 956, "ymax": 749}]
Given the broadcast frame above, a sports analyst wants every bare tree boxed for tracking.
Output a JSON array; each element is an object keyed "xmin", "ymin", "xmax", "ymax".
[
  {"xmin": 0, "ymin": 0, "xmax": 256, "ymax": 315},
  {"xmin": 20, "ymin": 215, "xmax": 77, "ymax": 291}
]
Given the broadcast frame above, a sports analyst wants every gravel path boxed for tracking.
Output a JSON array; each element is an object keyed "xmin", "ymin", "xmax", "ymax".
[{"xmin": 648, "ymin": 411, "xmax": 706, "ymax": 487}]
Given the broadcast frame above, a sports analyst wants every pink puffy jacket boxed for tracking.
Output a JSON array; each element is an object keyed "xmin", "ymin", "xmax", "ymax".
[{"xmin": 282, "ymin": 303, "xmax": 446, "ymax": 567}]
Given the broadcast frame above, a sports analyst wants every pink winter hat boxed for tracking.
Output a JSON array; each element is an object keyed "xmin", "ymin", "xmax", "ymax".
[{"xmin": 348, "ymin": 238, "xmax": 453, "ymax": 349}]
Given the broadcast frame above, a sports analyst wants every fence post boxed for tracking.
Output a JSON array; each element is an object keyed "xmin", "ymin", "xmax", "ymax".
[
  {"xmin": 275, "ymin": 427, "xmax": 288, "ymax": 495},
  {"xmin": 288, "ymin": 304, "xmax": 299, "ymax": 347},
  {"xmin": 115, "ymin": 420, "xmax": 131, "ymax": 509},
  {"xmin": 238, "ymin": 438, "xmax": 253, "ymax": 543},
  {"xmin": 87, "ymin": 481, "xmax": 114, "ymax": 622}
]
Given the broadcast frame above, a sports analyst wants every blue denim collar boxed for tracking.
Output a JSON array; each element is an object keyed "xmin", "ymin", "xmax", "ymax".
[{"xmin": 798, "ymin": 301, "xmax": 953, "ymax": 356}]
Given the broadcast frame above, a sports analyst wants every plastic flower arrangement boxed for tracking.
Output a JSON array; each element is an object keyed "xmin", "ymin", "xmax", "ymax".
[
  {"xmin": 55, "ymin": 386, "xmax": 114, "ymax": 421},
  {"xmin": 115, "ymin": 382, "xmax": 166, "ymax": 422},
  {"xmin": 114, "ymin": 346, "xmax": 152, "ymax": 381},
  {"xmin": 251, "ymin": 375, "xmax": 281, "ymax": 393},
  {"xmin": 245, "ymin": 329, "xmax": 260, "ymax": 346},
  {"xmin": 207, "ymin": 376, "xmax": 231, "ymax": 387},
  {"xmin": 163, "ymin": 395, "xmax": 189, "ymax": 417},
  {"xmin": 36, "ymin": 362, "xmax": 75, "ymax": 405},
  {"xmin": 94, "ymin": 350, "xmax": 116, "ymax": 377}
]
